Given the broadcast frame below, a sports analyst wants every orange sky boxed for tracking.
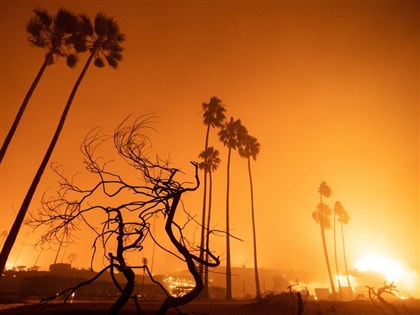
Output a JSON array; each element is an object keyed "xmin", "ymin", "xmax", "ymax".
[{"xmin": 1, "ymin": 0, "xmax": 419, "ymax": 297}]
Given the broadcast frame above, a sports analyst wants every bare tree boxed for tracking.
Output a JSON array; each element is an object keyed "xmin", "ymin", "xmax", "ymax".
[
  {"xmin": 29, "ymin": 116, "xmax": 219, "ymax": 315},
  {"xmin": 366, "ymin": 282, "xmax": 401, "ymax": 315}
]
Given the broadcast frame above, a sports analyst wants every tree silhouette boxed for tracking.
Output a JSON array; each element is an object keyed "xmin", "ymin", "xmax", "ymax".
[
  {"xmin": 334, "ymin": 201, "xmax": 352, "ymax": 292},
  {"xmin": 29, "ymin": 117, "xmax": 219, "ymax": 314},
  {"xmin": 68, "ymin": 253, "xmax": 77, "ymax": 266},
  {"xmin": 238, "ymin": 134, "xmax": 261, "ymax": 299},
  {"xmin": 198, "ymin": 97, "xmax": 226, "ymax": 284},
  {"xmin": 0, "ymin": 12, "xmax": 125, "ymax": 276},
  {"xmin": 0, "ymin": 8, "xmax": 79, "ymax": 163},
  {"xmin": 198, "ymin": 146, "xmax": 221, "ymax": 298},
  {"xmin": 312, "ymin": 181, "xmax": 337, "ymax": 298},
  {"xmin": 218, "ymin": 117, "xmax": 247, "ymax": 300}
]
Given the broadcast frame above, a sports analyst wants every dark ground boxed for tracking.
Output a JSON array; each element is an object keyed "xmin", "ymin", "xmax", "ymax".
[{"xmin": 0, "ymin": 297, "xmax": 419, "ymax": 315}]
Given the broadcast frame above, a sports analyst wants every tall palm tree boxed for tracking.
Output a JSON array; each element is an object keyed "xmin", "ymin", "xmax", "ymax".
[
  {"xmin": 334, "ymin": 201, "xmax": 352, "ymax": 290},
  {"xmin": 0, "ymin": 12, "xmax": 125, "ymax": 275},
  {"xmin": 198, "ymin": 146, "xmax": 221, "ymax": 298},
  {"xmin": 198, "ymin": 97, "xmax": 226, "ymax": 280},
  {"xmin": 238, "ymin": 134, "xmax": 261, "ymax": 299},
  {"xmin": 0, "ymin": 8, "xmax": 79, "ymax": 163},
  {"xmin": 218, "ymin": 117, "xmax": 247, "ymax": 300},
  {"xmin": 312, "ymin": 181, "xmax": 337, "ymax": 298}
]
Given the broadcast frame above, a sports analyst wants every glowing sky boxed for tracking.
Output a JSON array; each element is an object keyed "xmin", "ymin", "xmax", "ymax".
[{"xmin": 1, "ymin": 0, "xmax": 419, "ymax": 297}]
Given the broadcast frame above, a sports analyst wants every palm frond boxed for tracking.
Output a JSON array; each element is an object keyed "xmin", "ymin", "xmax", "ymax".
[
  {"xmin": 202, "ymin": 97, "xmax": 226, "ymax": 128},
  {"xmin": 322, "ymin": 216, "xmax": 332, "ymax": 229},
  {"xmin": 66, "ymin": 54, "xmax": 78, "ymax": 68},
  {"xmin": 318, "ymin": 181, "xmax": 332, "ymax": 197},
  {"xmin": 339, "ymin": 213, "xmax": 350, "ymax": 224},
  {"xmin": 94, "ymin": 13, "xmax": 110, "ymax": 37},
  {"xmin": 94, "ymin": 57, "xmax": 105, "ymax": 68},
  {"xmin": 55, "ymin": 9, "xmax": 78, "ymax": 34},
  {"xmin": 72, "ymin": 32, "xmax": 88, "ymax": 52},
  {"xmin": 198, "ymin": 147, "xmax": 221, "ymax": 173},
  {"xmin": 78, "ymin": 14, "xmax": 94, "ymax": 37},
  {"xmin": 312, "ymin": 211, "xmax": 319, "ymax": 223},
  {"xmin": 317, "ymin": 202, "xmax": 332, "ymax": 216},
  {"xmin": 26, "ymin": 16, "xmax": 42, "ymax": 37},
  {"xmin": 34, "ymin": 9, "xmax": 52, "ymax": 27},
  {"xmin": 116, "ymin": 33, "xmax": 126, "ymax": 42},
  {"xmin": 218, "ymin": 117, "xmax": 248, "ymax": 150},
  {"xmin": 239, "ymin": 134, "xmax": 260, "ymax": 160},
  {"xmin": 334, "ymin": 201, "xmax": 345, "ymax": 215},
  {"xmin": 105, "ymin": 55, "xmax": 118, "ymax": 68}
]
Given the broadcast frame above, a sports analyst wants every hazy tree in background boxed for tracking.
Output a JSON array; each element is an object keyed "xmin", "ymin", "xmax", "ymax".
[
  {"xmin": 0, "ymin": 12, "xmax": 125, "ymax": 276},
  {"xmin": 198, "ymin": 146, "xmax": 221, "ymax": 298},
  {"xmin": 312, "ymin": 181, "xmax": 337, "ymax": 298},
  {"xmin": 238, "ymin": 134, "xmax": 261, "ymax": 299},
  {"xmin": 0, "ymin": 8, "xmax": 79, "ymax": 163},
  {"xmin": 68, "ymin": 252, "xmax": 77, "ymax": 266},
  {"xmin": 198, "ymin": 97, "xmax": 226, "ymax": 281},
  {"xmin": 218, "ymin": 117, "xmax": 247, "ymax": 300},
  {"xmin": 334, "ymin": 201, "xmax": 352, "ymax": 291}
]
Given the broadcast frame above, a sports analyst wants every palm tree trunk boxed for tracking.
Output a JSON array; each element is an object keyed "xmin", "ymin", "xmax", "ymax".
[
  {"xmin": 199, "ymin": 123, "xmax": 211, "ymax": 280},
  {"xmin": 320, "ymin": 226, "xmax": 336, "ymax": 298},
  {"xmin": 333, "ymin": 211, "xmax": 342, "ymax": 296},
  {"xmin": 248, "ymin": 158, "xmax": 261, "ymax": 299},
  {"xmin": 0, "ymin": 53, "xmax": 52, "ymax": 163},
  {"xmin": 203, "ymin": 167, "xmax": 213, "ymax": 298},
  {"xmin": 225, "ymin": 147, "xmax": 232, "ymax": 300},
  {"xmin": 319, "ymin": 195, "xmax": 336, "ymax": 299},
  {"xmin": 0, "ymin": 51, "xmax": 95, "ymax": 277},
  {"xmin": 341, "ymin": 221, "xmax": 352, "ymax": 290}
]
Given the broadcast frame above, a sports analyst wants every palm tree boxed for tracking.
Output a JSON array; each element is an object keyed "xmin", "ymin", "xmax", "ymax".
[
  {"xmin": 238, "ymin": 134, "xmax": 261, "ymax": 299},
  {"xmin": 198, "ymin": 97, "xmax": 226, "ymax": 280},
  {"xmin": 68, "ymin": 252, "xmax": 77, "ymax": 266},
  {"xmin": 198, "ymin": 146, "xmax": 221, "ymax": 298},
  {"xmin": 0, "ymin": 8, "xmax": 79, "ymax": 163},
  {"xmin": 218, "ymin": 117, "xmax": 247, "ymax": 300},
  {"xmin": 0, "ymin": 12, "xmax": 125, "ymax": 275},
  {"xmin": 312, "ymin": 181, "xmax": 337, "ymax": 298},
  {"xmin": 334, "ymin": 201, "xmax": 352, "ymax": 291}
]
